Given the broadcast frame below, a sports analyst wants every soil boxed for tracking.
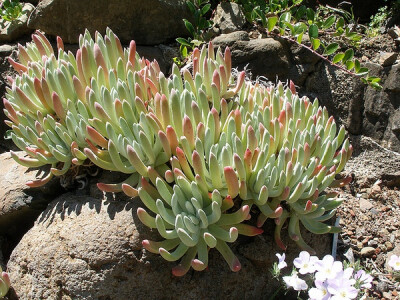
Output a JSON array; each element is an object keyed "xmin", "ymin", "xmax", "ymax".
[{"xmin": 333, "ymin": 135, "xmax": 400, "ymax": 299}]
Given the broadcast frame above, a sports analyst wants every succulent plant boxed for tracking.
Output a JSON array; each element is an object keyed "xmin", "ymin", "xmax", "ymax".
[
  {"xmin": 4, "ymin": 29, "xmax": 353, "ymax": 275},
  {"xmin": 4, "ymin": 28, "xmax": 164, "ymax": 187},
  {"xmin": 155, "ymin": 71, "xmax": 353, "ymax": 252},
  {"xmin": 138, "ymin": 170, "xmax": 262, "ymax": 275},
  {"xmin": 0, "ymin": 267, "xmax": 10, "ymax": 297}
]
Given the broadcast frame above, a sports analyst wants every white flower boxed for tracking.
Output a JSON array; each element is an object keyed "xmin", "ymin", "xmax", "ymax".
[
  {"xmin": 293, "ymin": 251, "xmax": 319, "ymax": 274},
  {"xmin": 276, "ymin": 253, "xmax": 287, "ymax": 269},
  {"xmin": 309, "ymin": 280, "xmax": 331, "ymax": 300},
  {"xmin": 328, "ymin": 267, "xmax": 358, "ymax": 300},
  {"xmin": 388, "ymin": 255, "xmax": 400, "ymax": 271},
  {"xmin": 315, "ymin": 254, "xmax": 343, "ymax": 281},
  {"xmin": 283, "ymin": 273, "xmax": 308, "ymax": 291},
  {"xmin": 354, "ymin": 270, "xmax": 373, "ymax": 289}
]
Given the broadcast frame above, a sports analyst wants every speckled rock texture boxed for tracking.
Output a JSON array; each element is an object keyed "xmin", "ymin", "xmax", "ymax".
[
  {"xmin": 27, "ymin": 0, "xmax": 191, "ymax": 44},
  {"xmin": 7, "ymin": 192, "xmax": 332, "ymax": 299}
]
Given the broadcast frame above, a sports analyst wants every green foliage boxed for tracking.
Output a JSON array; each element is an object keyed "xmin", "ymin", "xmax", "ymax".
[
  {"xmin": 5, "ymin": 31, "xmax": 353, "ymax": 275},
  {"xmin": 232, "ymin": 0, "xmax": 303, "ymax": 26},
  {"xmin": 0, "ymin": 0, "xmax": 22, "ymax": 22},
  {"xmin": 175, "ymin": 0, "xmax": 213, "ymax": 64},
  {"xmin": 367, "ymin": 6, "xmax": 389, "ymax": 37},
  {"xmin": 238, "ymin": 2, "xmax": 382, "ymax": 89}
]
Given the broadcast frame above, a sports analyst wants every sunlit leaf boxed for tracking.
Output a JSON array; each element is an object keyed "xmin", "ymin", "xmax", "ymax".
[
  {"xmin": 346, "ymin": 60, "xmax": 355, "ymax": 71},
  {"xmin": 294, "ymin": 22, "xmax": 307, "ymax": 35},
  {"xmin": 306, "ymin": 8, "xmax": 315, "ymax": 24},
  {"xmin": 309, "ymin": 24, "xmax": 318, "ymax": 38},
  {"xmin": 322, "ymin": 16, "xmax": 336, "ymax": 29},
  {"xmin": 333, "ymin": 53, "xmax": 344, "ymax": 63},
  {"xmin": 324, "ymin": 43, "xmax": 339, "ymax": 55},
  {"xmin": 176, "ymin": 38, "xmax": 192, "ymax": 48},
  {"xmin": 297, "ymin": 32, "xmax": 304, "ymax": 43},
  {"xmin": 267, "ymin": 16, "xmax": 278, "ymax": 32},
  {"xmin": 354, "ymin": 59, "xmax": 361, "ymax": 72},
  {"xmin": 200, "ymin": 3, "xmax": 211, "ymax": 16},
  {"xmin": 311, "ymin": 38, "xmax": 320, "ymax": 50},
  {"xmin": 342, "ymin": 48, "xmax": 354, "ymax": 63}
]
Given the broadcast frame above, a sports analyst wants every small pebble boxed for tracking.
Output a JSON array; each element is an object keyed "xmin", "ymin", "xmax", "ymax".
[
  {"xmin": 361, "ymin": 246, "xmax": 376, "ymax": 257},
  {"xmin": 377, "ymin": 281, "xmax": 389, "ymax": 293},
  {"xmin": 359, "ymin": 198, "xmax": 373, "ymax": 211},
  {"xmin": 385, "ymin": 241, "xmax": 393, "ymax": 251},
  {"xmin": 383, "ymin": 291, "xmax": 392, "ymax": 299},
  {"xmin": 368, "ymin": 240, "xmax": 378, "ymax": 247}
]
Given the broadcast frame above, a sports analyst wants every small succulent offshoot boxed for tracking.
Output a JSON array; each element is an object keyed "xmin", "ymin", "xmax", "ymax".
[{"xmin": 0, "ymin": 267, "xmax": 10, "ymax": 297}]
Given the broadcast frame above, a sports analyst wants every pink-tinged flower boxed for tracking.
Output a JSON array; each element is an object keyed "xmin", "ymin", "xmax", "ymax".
[
  {"xmin": 328, "ymin": 268, "xmax": 358, "ymax": 300},
  {"xmin": 294, "ymin": 251, "xmax": 319, "ymax": 274},
  {"xmin": 309, "ymin": 280, "xmax": 331, "ymax": 300},
  {"xmin": 354, "ymin": 270, "xmax": 373, "ymax": 289},
  {"xmin": 276, "ymin": 253, "xmax": 287, "ymax": 269},
  {"xmin": 283, "ymin": 273, "xmax": 308, "ymax": 291},
  {"xmin": 315, "ymin": 254, "xmax": 343, "ymax": 281},
  {"xmin": 388, "ymin": 254, "xmax": 400, "ymax": 271}
]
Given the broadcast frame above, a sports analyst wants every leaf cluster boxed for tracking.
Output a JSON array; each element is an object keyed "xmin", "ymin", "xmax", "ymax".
[
  {"xmin": 232, "ymin": 0, "xmax": 303, "ymax": 26},
  {"xmin": 0, "ymin": 0, "xmax": 22, "ymax": 22},
  {"xmin": 242, "ymin": 2, "xmax": 381, "ymax": 89},
  {"xmin": 175, "ymin": 0, "xmax": 213, "ymax": 64}
]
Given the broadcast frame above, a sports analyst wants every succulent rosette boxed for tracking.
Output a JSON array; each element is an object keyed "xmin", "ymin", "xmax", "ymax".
[{"xmin": 137, "ymin": 171, "xmax": 262, "ymax": 275}]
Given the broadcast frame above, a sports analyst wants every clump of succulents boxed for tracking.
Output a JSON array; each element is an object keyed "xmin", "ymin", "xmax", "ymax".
[
  {"xmin": 3, "ymin": 29, "xmax": 353, "ymax": 276},
  {"xmin": 0, "ymin": 267, "xmax": 10, "ymax": 297}
]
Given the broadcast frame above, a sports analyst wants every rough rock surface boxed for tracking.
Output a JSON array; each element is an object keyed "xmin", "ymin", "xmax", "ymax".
[
  {"xmin": 213, "ymin": 32, "xmax": 290, "ymax": 80},
  {"xmin": 0, "ymin": 151, "xmax": 60, "ymax": 237},
  {"xmin": 27, "ymin": 0, "xmax": 191, "ymax": 45},
  {"xmin": 303, "ymin": 60, "xmax": 400, "ymax": 154},
  {"xmin": 7, "ymin": 192, "xmax": 332, "ymax": 299},
  {"xmin": 212, "ymin": 31, "xmax": 320, "ymax": 85},
  {"xmin": 212, "ymin": 2, "xmax": 246, "ymax": 35},
  {"xmin": 0, "ymin": 3, "xmax": 35, "ymax": 43},
  {"xmin": 304, "ymin": 61, "xmax": 364, "ymax": 134},
  {"xmin": 363, "ymin": 63, "xmax": 400, "ymax": 152},
  {"xmin": 344, "ymin": 135, "xmax": 400, "ymax": 187}
]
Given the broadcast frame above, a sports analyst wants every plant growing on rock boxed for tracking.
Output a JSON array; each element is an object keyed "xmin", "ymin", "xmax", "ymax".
[
  {"xmin": 4, "ymin": 29, "xmax": 353, "ymax": 275},
  {"xmin": 138, "ymin": 175, "xmax": 262, "ymax": 275},
  {"xmin": 175, "ymin": 0, "xmax": 213, "ymax": 66},
  {"xmin": 230, "ymin": 0, "xmax": 382, "ymax": 89}
]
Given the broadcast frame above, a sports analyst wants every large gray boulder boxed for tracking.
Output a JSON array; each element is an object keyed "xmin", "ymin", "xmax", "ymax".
[
  {"xmin": 212, "ymin": 31, "xmax": 320, "ymax": 85},
  {"xmin": 212, "ymin": 2, "xmax": 246, "ymax": 35},
  {"xmin": 7, "ymin": 192, "xmax": 332, "ymax": 299},
  {"xmin": 0, "ymin": 151, "xmax": 60, "ymax": 237},
  {"xmin": 27, "ymin": 0, "xmax": 191, "ymax": 45}
]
